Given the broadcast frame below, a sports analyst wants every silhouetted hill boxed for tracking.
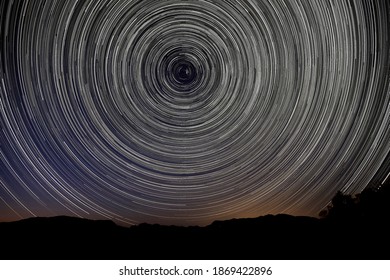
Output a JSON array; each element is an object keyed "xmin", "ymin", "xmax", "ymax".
[{"xmin": 1, "ymin": 212, "xmax": 389, "ymax": 259}]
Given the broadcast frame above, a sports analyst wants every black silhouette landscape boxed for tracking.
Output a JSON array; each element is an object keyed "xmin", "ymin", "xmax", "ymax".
[{"xmin": 1, "ymin": 183, "xmax": 389, "ymax": 260}]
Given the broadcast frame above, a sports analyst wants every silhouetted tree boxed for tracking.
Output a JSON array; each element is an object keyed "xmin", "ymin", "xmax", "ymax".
[
  {"xmin": 322, "ymin": 182, "xmax": 390, "ymax": 220},
  {"xmin": 326, "ymin": 191, "xmax": 357, "ymax": 219}
]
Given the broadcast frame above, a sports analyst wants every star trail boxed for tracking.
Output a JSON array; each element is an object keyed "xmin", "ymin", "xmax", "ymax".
[{"xmin": 0, "ymin": 0, "xmax": 389, "ymax": 226}]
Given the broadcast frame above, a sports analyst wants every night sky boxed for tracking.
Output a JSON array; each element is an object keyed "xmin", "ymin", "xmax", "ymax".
[{"xmin": 1, "ymin": 0, "xmax": 389, "ymax": 226}]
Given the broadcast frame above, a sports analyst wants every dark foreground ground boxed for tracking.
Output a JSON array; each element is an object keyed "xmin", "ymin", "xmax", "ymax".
[
  {"xmin": 2, "ymin": 181, "xmax": 390, "ymax": 259},
  {"xmin": 0, "ymin": 213, "xmax": 389, "ymax": 259}
]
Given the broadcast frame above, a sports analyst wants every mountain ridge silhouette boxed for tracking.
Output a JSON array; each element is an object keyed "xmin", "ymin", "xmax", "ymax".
[{"xmin": 1, "ymin": 211, "xmax": 388, "ymax": 259}]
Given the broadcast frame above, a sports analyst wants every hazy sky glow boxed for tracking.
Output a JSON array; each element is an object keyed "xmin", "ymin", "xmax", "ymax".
[{"xmin": 1, "ymin": 0, "xmax": 389, "ymax": 226}]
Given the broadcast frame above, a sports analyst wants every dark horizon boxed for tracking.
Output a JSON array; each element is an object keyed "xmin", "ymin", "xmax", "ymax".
[
  {"xmin": 1, "ymin": 184, "xmax": 389, "ymax": 259},
  {"xmin": 0, "ymin": 209, "xmax": 320, "ymax": 227},
  {"xmin": 1, "ymin": 179, "xmax": 389, "ymax": 227}
]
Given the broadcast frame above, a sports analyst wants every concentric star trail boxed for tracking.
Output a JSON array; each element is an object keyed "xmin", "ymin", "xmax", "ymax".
[{"xmin": 1, "ymin": 0, "xmax": 389, "ymax": 226}]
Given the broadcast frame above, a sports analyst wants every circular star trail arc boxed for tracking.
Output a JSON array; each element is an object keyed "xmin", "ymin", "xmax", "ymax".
[{"xmin": 0, "ymin": 0, "xmax": 389, "ymax": 226}]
